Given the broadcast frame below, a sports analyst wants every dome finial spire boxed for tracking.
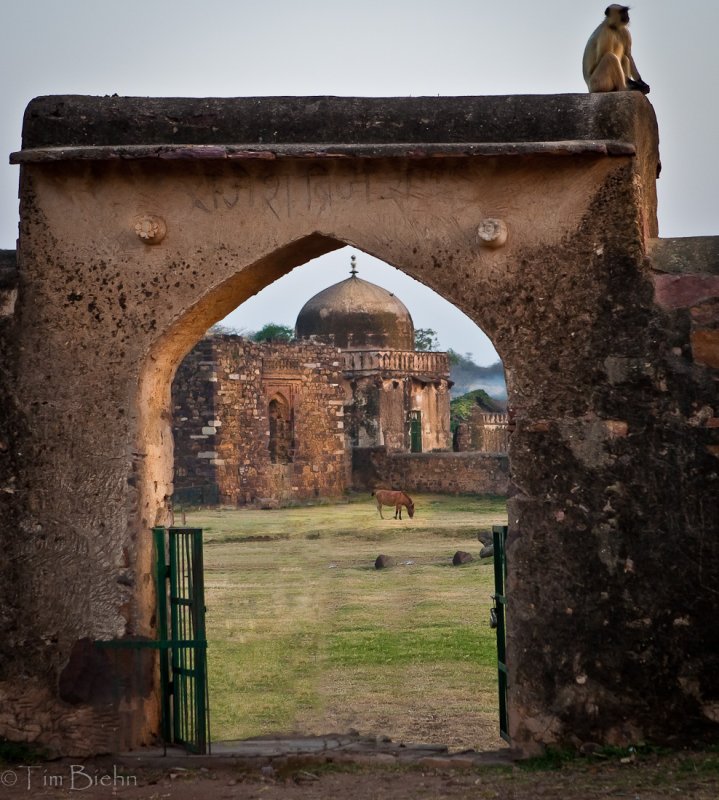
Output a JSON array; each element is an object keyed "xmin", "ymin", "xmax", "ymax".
[{"xmin": 350, "ymin": 254, "xmax": 358, "ymax": 278}]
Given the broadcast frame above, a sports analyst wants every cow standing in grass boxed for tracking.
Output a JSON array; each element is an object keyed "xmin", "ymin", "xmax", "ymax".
[{"xmin": 372, "ymin": 489, "xmax": 415, "ymax": 520}]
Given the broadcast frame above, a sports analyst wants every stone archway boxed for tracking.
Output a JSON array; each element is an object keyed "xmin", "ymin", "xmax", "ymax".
[{"xmin": 2, "ymin": 93, "xmax": 718, "ymax": 757}]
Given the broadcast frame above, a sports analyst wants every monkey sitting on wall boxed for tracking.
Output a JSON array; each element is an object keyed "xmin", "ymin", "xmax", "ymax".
[{"xmin": 583, "ymin": 5, "xmax": 650, "ymax": 94}]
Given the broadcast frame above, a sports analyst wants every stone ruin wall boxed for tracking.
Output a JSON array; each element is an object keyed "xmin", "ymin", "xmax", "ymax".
[
  {"xmin": 504, "ymin": 233, "xmax": 719, "ymax": 753},
  {"xmin": 0, "ymin": 251, "xmax": 22, "ymax": 677},
  {"xmin": 353, "ymin": 446, "xmax": 510, "ymax": 496},
  {"xmin": 344, "ymin": 378, "xmax": 381, "ymax": 448},
  {"xmin": 650, "ymin": 238, "xmax": 719, "ymax": 386},
  {"xmin": 172, "ymin": 337, "xmax": 226, "ymax": 503},
  {"xmin": 172, "ymin": 335, "xmax": 349, "ymax": 505},
  {"xmin": 375, "ymin": 378, "xmax": 451, "ymax": 451},
  {"xmin": 455, "ymin": 410, "xmax": 510, "ymax": 453},
  {"xmin": 376, "ymin": 378, "xmax": 411, "ymax": 451},
  {"xmin": 173, "ymin": 338, "xmax": 457, "ymax": 506},
  {"xmin": 411, "ymin": 379, "xmax": 453, "ymax": 451},
  {"xmin": 342, "ymin": 349, "xmax": 452, "ymax": 452}
]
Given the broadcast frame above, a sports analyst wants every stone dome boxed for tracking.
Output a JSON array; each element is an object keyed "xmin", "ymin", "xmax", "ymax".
[{"xmin": 295, "ymin": 264, "xmax": 414, "ymax": 351}]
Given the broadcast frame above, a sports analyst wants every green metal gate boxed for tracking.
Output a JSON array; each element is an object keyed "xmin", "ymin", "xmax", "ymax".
[
  {"xmin": 153, "ymin": 526, "xmax": 211, "ymax": 754},
  {"xmin": 95, "ymin": 527, "xmax": 210, "ymax": 753},
  {"xmin": 492, "ymin": 524, "xmax": 510, "ymax": 743}
]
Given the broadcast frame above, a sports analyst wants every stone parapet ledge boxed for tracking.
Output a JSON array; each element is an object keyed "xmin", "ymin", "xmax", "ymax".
[
  {"xmin": 342, "ymin": 349, "xmax": 450, "ymax": 378},
  {"xmin": 10, "ymin": 140, "xmax": 637, "ymax": 164},
  {"xmin": 649, "ymin": 236, "xmax": 719, "ymax": 275},
  {"xmin": 12, "ymin": 92, "xmax": 655, "ymax": 156}
]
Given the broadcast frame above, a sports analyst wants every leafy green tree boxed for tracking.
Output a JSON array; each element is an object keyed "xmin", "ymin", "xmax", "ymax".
[
  {"xmin": 449, "ymin": 388, "xmax": 501, "ymax": 432},
  {"xmin": 414, "ymin": 328, "xmax": 440, "ymax": 351},
  {"xmin": 446, "ymin": 348, "xmax": 462, "ymax": 366},
  {"xmin": 450, "ymin": 389, "xmax": 496, "ymax": 420},
  {"xmin": 252, "ymin": 323, "xmax": 294, "ymax": 343},
  {"xmin": 208, "ymin": 323, "xmax": 245, "ymax": 336}
]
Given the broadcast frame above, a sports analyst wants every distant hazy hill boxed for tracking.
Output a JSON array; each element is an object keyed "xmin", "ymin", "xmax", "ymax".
[{"xmin": 449, "ymin": 354, "xmax": 507, "ymax": 402}]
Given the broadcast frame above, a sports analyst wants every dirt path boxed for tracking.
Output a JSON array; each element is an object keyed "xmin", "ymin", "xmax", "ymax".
[{"xmin": 1, "ymin": 750, "xmax": 718, "ymax": 800}]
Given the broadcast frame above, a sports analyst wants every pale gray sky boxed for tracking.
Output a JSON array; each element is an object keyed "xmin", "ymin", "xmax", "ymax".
[{"xmin": 2, "ymin": 1, "xmax": 717, "ymax": 363}]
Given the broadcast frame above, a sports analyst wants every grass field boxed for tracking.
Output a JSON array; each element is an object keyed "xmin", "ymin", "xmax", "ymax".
[{"xmin": 185, "ymin": 493, "xmax": 508, "ymax": 751}]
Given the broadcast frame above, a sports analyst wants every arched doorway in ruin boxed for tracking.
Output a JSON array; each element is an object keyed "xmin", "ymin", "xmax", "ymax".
[
  {"xmin": 10, "ymin": 94, "xmax": 705, "ymax": 760},
  {"xmin": 268, "ymin": 394, "xmax": 293, "ymax": 465},
  {"xmin": 134, "ymin": 230, "xmax": 519, "ymax": 750},
  {"xmin": 167, "ymin": 247, "xmax": 509, "ymax": 749}
]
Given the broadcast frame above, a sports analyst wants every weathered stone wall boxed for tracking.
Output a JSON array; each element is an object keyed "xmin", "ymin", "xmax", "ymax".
[
  {"xmin": 454, "ymin": 410, "xmax": 510, "ymax": 453},
  {"xmin": 503, "ymin": 230, "xmax": 719, "ymax": 754},
  {"xmin": 353, "ymin": 447, "xmax": 509, "ymax": 495},
  {"xmin": 453, "ymin": 421, "xmax": 471, "ymax": 452},
  {"xmin": 261, "ymin": 340, "xmax": 349, "ymax": 503},
  {"xmin": 172, "ymin": 337, "xmax": 223, "ymax": 503},
  {"xmin": 345, "ymin": 377, "xmax": 383, "ymax": 448},
  {"xmin": 348, "ymin": 376, "xmax": 452, "ymax": 452},
  {"xmin": 413, "ymin": 381, "xmax": 452, "ymax": 451},
  {"xmin": 343, "ymin": 350, "xmax": 452, "ymax": 452},
  {"xmin": 0, "ymin": 250, "xmax": 22, "ymax": 680},
  {"xmin": 4, "ymin": 93, "xmax": 718, "ymax": 757},
  {"xmin": 377, "ymin": 378, "xmax": 408, "ymax": 450},
  {"xmin": 172, "ymin": 335, "xmax": 349, "ymax": 505},
  {"xmin": 173, "ymin": 337, "xmax": 452, "ymax": 507},
  {"xmin": 650, "ymin": 237, "xmax": 719, "ymax": 374}
]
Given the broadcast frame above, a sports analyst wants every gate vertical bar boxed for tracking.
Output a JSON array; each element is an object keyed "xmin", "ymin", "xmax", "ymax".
[
  {"xmin": 168, "ymin": 528, "xmax": 182, "ymax": 746},
  {"xmin": 492, "ymin": 524, "xmax": 510, "ymax": 743},
  {"xmin": 153, "ymin": 526, "xmax": 172, "ymax": 745},
  {"xmin": 191, "ymin": 528, "xmax": 209, "ymax": 754}
]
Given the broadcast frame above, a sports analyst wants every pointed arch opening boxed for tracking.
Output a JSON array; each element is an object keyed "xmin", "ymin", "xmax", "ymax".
[
  {"xmin": 136, "ymin": 231, "xmax": 511, "ymax": 754},
  {"xmin": 268, "ymin": 393, "xmax": 293, "ymax": 465}
]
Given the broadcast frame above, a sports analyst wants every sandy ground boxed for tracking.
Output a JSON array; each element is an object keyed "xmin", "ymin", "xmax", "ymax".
[{"xmin": 1, "ymin": 750, "xmax": 718, "ymax": 800}]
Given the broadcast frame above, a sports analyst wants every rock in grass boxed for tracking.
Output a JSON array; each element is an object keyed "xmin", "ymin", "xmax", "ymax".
[
  {"xmin": 375, "ymin": 554, "xmax": 394, "ymax": 569},
  {"xmin": 452, "ymin": 550, "xmax": 474, "ymax": 566},
  {"xmin": 256, "ymin": 497, "xmax": 279, "ymax": 510},
  {"xmin": 479, "ymin": 543, "xmax": 494, "ymax": 559},
  {"xmin": 477, "ymin": 531, "xmax": 493, "ymax": 545}
]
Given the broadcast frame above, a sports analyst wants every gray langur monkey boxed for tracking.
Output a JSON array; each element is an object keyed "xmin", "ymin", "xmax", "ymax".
[{"xmin": 583, "ymin": 5, "xmax": 650, "ymax": 94}]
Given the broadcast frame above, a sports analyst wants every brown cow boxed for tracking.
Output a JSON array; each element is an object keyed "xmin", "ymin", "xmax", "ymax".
[{"xmin": 372, "ymin": 489, "xmax": 415, "ymax": 520}]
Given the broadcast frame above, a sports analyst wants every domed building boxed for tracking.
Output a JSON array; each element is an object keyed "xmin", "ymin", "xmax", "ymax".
[
  {"xmin": 296, "ymin": 257, "xmax": 452, "ymax": 454},
  {"xmin": 295, "ymin": 259, "xmax": 415, "ymax": 351},
  {"xmin": 171, "ymin": 258, "xmax": 453, "ymax": 506}
]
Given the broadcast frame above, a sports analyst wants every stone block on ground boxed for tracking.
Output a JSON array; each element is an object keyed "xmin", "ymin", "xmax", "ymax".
[{"xmin": 452, "ymin": 550, "xmax": 474, "ymax": 566}]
